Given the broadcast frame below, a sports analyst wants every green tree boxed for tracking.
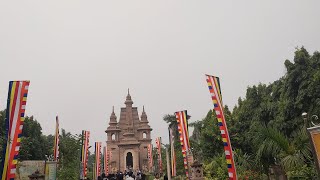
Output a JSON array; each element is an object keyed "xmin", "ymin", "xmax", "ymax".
[
  {"xmin": 57, "ymin": 129, "xmax": 81, "ymax": 180},
  {"xmin": 19, "ymin": 116, "xmax": 52, "ymax": 160},
  {"xmin": 0, "ymin": 110, "xmax": 6, "ymax": 163},
  {"xmin": 231, "ymin": 47, "xmax": 320, "ymax": 178},
  {"xmin": 186, "ymin": 47, "xmax": 320, "ymax": 178},
  {"xmin": 254, "ymin": 125, "xmax": 315, "ymax": 178}
]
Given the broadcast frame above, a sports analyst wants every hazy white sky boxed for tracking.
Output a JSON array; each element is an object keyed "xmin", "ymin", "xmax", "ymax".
[{"xmin": 1, "ymin": 1, "xmax": 319, "ymax": 149}]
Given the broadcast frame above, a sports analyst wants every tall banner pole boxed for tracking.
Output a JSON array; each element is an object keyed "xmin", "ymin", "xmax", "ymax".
[
  {"xmin": 165, "ymin": 145, "xmax": 172, "ymax": 180},
  {"xmin": 80, "ymin": 130, "xmax": 84, "ymax": 180},
  {"xmin": 80, "ymin": 130, "xmax": 90, "ymax": 179},
  {"xmin": 169, "ymin": 127, "xmax": 176, "ymax": 177},
  {"xmin": 0, "ymin": 81, "xmax": 30, "ymax": 180},
  {"xmin": 95, "ymin": 142, "xmax": 102, "ymax": 178},
  {"xmin": 53, "ymin": 116, "xmax": 60, "ymax": 162},
  {"xmin": 206, "ymin": 75, "xmax": 237, "ymax": 180},
  {"xmin": 175, "ymin": 110, "xmax": 191, "ymax": 179},
  {"xmin": 104, "ymin": 146, "xmax": 109, "ymax": 175},
  {"xmin": 147, "ymin": 144, "xmax": 152, "ymax": 173},
  {"xmin": 155, "ymin": 137, "xmax": 162, "ymax": 175},
  {"xmin": 148, "ymin": 144, "xmax": 154, "ymax": 173}
]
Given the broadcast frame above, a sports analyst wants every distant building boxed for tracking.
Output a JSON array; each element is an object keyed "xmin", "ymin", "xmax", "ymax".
[{"xmin": 105, "ymin": 91, "xmax": 152, "ymax": 173}]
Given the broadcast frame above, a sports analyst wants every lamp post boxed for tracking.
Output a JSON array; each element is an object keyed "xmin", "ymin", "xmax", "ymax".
[
  {"xmin": 302, "ymin": 112, "xmax": 320, "ymax": 177},
  {"xmin": 165, "ymin": 146, "xmax": 172, "ymax": 180},
  {"xmin": 161, "ymin": 143, "xmax": 172, "ymax": 180}
]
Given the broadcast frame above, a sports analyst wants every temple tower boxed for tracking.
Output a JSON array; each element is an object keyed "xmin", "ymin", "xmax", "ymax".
[{"xmin": 105, "ymin": 91, "xmax": 152, "ymax": 173}]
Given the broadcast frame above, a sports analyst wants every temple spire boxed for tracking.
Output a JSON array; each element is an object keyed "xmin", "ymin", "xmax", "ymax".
[
  {"xmin": 125, "ymin": 89, "xmax": 133, "ymax": 107},
  {"xmin": 141, "ymin": 105, "xmax": 148, "ymax": 122},
  {"xmin": 109, "ymin": 106, "xmax": 117, "ymax": 125}
]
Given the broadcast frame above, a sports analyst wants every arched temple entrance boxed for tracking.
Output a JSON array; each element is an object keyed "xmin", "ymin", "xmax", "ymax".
[{"xmin": 126, "ymin": 152, "xmax": 133, "ymax": 168}]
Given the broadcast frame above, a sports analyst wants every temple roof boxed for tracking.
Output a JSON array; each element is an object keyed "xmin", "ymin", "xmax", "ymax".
[{"xmin": 106, "ymin": 91, "xmax": 152, "ymax": 136}]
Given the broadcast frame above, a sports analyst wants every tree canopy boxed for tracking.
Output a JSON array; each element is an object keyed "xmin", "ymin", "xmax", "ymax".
[{"xmin": 163, "ymin": 47, "xmax": 320, "ymax": 179}]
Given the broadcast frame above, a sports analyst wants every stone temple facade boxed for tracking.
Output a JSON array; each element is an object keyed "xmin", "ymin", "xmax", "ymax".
[{"xmin": 105, "ymin": 91, "xmax": 152, "ymax": 173}]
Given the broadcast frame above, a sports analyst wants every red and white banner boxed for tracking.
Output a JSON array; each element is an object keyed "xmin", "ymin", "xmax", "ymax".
[
  {"xmin": 147, "ymin": 144, "xmax": 153, "ymax": 171},
  {"xmin": 155, "ymin": 137, "xmax": 162, "ymax": 173},
  {"xmin": 175, "ymin": 110, "xmax": 190, "ymax": 178},
  {"xmin": 206, "ymin": 75, "xmax": 237, "ymax": 180},
  {"xmin": 0, "ymin": 81, "xmax": 30, "ymax": 180},
  {"xmin": 169, "ymin": 128, "xmax": 176, "ymax": 177},
  {"xmin": 104, "ymin": 146, "xmax": 109, "ymax": 175},
  {"xmin": 80, "ymin": 130, "xmax": 90, "ymax": 179},
  {"xmin": 95, "ymin": 142, "xmax": 102, "ymax": 178}
]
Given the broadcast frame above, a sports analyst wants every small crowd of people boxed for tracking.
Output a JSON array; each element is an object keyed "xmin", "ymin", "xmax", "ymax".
[{"xmin": 94, "ymin": 169, "xmax": 145, "ymax": 180}]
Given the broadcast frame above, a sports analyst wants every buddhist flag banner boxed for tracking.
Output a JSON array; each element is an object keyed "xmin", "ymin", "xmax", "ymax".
[
  {"xmin": 175, "ymin": 110, "xmax": 190, "ymax": 178},
  {"xmin": 155, "ymin": 137, "xmax": 162, "ymax": 173},
  {"xmin": 95, "ymin": 142, "xmax": 102, "ymax": 179},
  {"xmin": 169, "ymin": 130, "xmax": 176, "ymax": 177},
  {"xmin": 206, "ymin": 75, "xmax": 237, "ymax": 180},
  {"xmin": 53, "ymin": 116, "xmax": 59, "ymax": 162},
  {"xmin": 0, "ymin": 81, "xmax": 30, "ymax": 180},
  {"xmin": 147, "ymin": 144, "xmax": 153, "ymax": 171},
  {"xmin": 169, "ymin": 127, "xmax": 176, "ymax": 177},
  {"xmin": 104, "ymin": 146, "xmax": 109, "ymax": 175},
  {"xmin": 80, "ymin": 130, "xmax": 90, "ymax": 179}
]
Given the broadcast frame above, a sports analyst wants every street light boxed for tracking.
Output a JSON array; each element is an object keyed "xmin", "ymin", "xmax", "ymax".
[
  {"xmin": 302, "ymin": 112, "xmax": 320, "ymax": 127},
  {"xmin": 161, "ymin": 143, "xmax": 172, "ymax": 180}
]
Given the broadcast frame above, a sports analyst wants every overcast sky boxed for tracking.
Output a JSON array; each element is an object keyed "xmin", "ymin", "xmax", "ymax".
[{"xmin": 1, "ymin": 1, "xmax": 319, "ymax": 149}]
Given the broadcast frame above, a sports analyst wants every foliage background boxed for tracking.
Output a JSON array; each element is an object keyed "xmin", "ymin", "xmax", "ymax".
[
  {"xmin": 163, "ymin": 47, "xmax": 320, "ymax": 179},
  {"xmin": 0, "ymin": 47, "xmax": 319, "ymax": 179}
]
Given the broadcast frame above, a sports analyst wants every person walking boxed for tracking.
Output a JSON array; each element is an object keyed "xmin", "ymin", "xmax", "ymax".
[
  {"xmin": 163, "ymin": 174, "xmax": 168, "ymax": 180},
  {"xmin": 126, "ymin": 171, "xmax": 134, "ymax": 180},
  {"xmin": 153, "ymin": 174, "xmax": 160, "ymax": 180}
]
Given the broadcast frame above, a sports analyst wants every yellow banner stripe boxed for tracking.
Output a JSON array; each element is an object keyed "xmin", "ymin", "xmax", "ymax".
[{"xmin": 9, "ymin": 82, "xmax": 17, "ymax": 118}]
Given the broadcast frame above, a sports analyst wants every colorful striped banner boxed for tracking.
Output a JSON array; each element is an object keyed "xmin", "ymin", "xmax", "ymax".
[
  {"xmin": 80, "ymin": 130, "xmax": 90, "ymax": 179},
  {"xmin": 53, "ymin": 116, "xmax": 59, "ymax": 162},
  {"xmin": 103, "ymin": 146, "xmax": 109, "ymax": 175},
  {"xmin": 94, "ymin": 142, "xmax": 102, "ymax": 179},
  {"xmin": 206, "ymin": 75, "xmax": 237, "ymax": 180},
  {"xmin": 175, "ymin": 110, "xmax": 190, "ymax": 179},
  {"xmin": 109, "ymin": 150, "xmax": 112, "ymax": 173},
  {"xmin": 169, "ymin": 127, "xmax": 176, "ymax": 177},
  {"xmin": 147, "ymin": 144, "xmax": 153, "ymax": 172},
  {"xmin": 155, "ymin": 137, "xmax": 162, "ymax": 174},
  {"xmin": 0, "ymin": 81, "xmax": 30, "ymax": 180}
]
